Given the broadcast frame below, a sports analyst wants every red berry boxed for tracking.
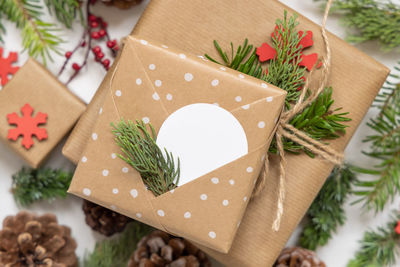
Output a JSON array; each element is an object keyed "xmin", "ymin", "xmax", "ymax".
[
  {"xmin": 91, "ymin": 31, "xmax": 100, "ymax": 39},
  {"xmin": 101, "ymin": 22, "xmax": 108, "ymax": 28},
  {"xmin": 99, "ymin": 29, "xmax": 106, "ymax": 37},
  {"xmin": 90, "ymin": 0, "xmax": 97, "ymax": 5},
  {"xmin": 102, "ymin": 59, "xmax": 110, "ymax": 68},
  {"xmin": 81, "ymin": 41, "xmax": 86, "ymax": 47},
  {"xmin": 92, "ymin": 46, "xmax": 101, "ymax": 54},
  {"xmin": 91, "ymin": 21, "xmax": 99, "ymax": 28},
  {"xmin": 72, "ymin": 63, "xmax": 80, "ymax": 71},
  {"xmin": 107, "ymin": 40, "xmax": 115, "ymax": 48},
  {"xmin": 65, "ymin": 51, "xmax": 72, "ymax": 59},
  {"xmin": 97, "ymin": 52, "xmax": 104, "ymax": 59},
  {"xmin": 89, "ymin": 14, "xmax": 97, "ymax": 22},
  {"xmin": 113, "ymin": 45, "xmax": 119, "ymax": 51}
]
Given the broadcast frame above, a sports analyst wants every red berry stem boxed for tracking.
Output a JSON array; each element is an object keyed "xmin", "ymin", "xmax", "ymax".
[{"xmin": 57, "ymin": 29, "xmax": 87, "ymax": 77}]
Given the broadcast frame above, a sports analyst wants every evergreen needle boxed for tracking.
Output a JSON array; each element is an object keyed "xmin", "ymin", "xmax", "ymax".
[
  {"xmin": 347, "ymin": 212, "xmax": 400, "ymax": 267},
  {"xmin": 112, "ymin": 119, "xmax": 180, "ymax": 196},
  {"xmin": 83, "ymin": 221, "xmax": 153, "ymax": 267},
  {"xmin": 12, "ymin": 167, "xmax": 73, "ymax": 207},
  {"xmin": 299, "ymin": 164, "xmax": 358, "ymax": 250}
]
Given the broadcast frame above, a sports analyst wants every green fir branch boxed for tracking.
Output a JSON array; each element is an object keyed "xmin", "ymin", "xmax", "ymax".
[
  {"xmin": 205, "ymin": 12, "xmax": 351, "ymax": 156},
  {"xmin": 299, "ymin": 165, "xmax": 358, "ymax": 250},
  {"xmin": 353, "ymin": 62, "xmax": 400, "ymax": 212},
  {"xmin": 44, "ymin": 0, "xmax": 83, "ymax": 28},
  {"xmin": 83, "ymin": 221, "xmax": 153, "ymax": 267},
  {"xmin": 112, "ymin": 119, "xmax": 180, "ymax": 196},
  {"xmin": 0, "ymin": 0, "xmax": 63, "ymax": 64},
  {"xmin": 205, "ymin": 11, "xmax": 305, "ymax": 106},
  {"xmin": 348, "ymin": 212, "xmax": 400, "ymax": 267},
  {"xmin": 12, "ymin": 167, "xmax": 73, "ymax": 207},
  {"xmin": 317, "ymin": 0, "xmax": 400, "ymax": 51}
]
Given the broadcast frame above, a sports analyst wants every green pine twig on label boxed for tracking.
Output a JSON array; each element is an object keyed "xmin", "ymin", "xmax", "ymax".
[
  {"xmin": 112, "ymin": 119, "xmax": 180, "ymax": 196},
  {"xmin": 12, "ymin": 167, "xmax": 73, "ymax": 207}
]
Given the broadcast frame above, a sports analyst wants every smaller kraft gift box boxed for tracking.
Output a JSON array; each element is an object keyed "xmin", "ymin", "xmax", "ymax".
[
  {"xmin": 0, "ymin": 58, "xmax": 86, "ymax": 168},
  {"xmin": 68, "ymin": 36, "xmax": 287, "ymax": 253}
]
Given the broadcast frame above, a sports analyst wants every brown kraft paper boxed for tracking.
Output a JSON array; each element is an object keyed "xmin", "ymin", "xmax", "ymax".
[
  {"xmin": 63, "ymin": 0, "xmax": 390, "ymax": 265},
  {"xmin": 0, "ymin": 58, "xmax": 86, "ymax": 168},
  {"xmin": 68, "ymin": 36, "xmax": 287, "ymax": 253}
]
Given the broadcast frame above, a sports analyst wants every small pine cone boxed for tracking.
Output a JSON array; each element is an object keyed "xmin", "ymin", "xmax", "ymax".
[
  {"xmin": 0, "ymin": 211, "xmax": 78, "ymax": 267},
  {"xmin": 128, "ymin": 230, "xmax": 212, "ymax": 267},
  {"xmin": 82, "ymin": 200, "xmax": 131, "ymax": 237},
  {"xmin": 101, "ymin": 0, "xmax": 143, "ymax": 9},
  {"xmin": 274, "ymin": 247, "xmax": 326, "ymax": 267}
]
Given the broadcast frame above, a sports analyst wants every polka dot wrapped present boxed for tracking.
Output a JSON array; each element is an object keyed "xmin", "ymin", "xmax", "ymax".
[
  {"xmin": 68, "ymin": 36, "xmax": 286, "ymax": 253},
  {"xmin": 0, "ymin": 59, "xmax": 86, "ymax": 168}
]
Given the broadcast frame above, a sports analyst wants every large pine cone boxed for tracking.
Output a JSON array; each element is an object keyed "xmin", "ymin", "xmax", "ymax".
[
  {"xmin": 128, "ymin": 230, "xmax": 211, "ymax": 267},
  {"xmin": 82, "ymin": 200, "xmax": 131, "ymax": 237},
  {"xmin": 0, "ymin": 211, "xmax": 77, "ymax": 267},
  {"xmin": 101, "ymin": 0, "xmax": 143, "ymax": 9},
  {"xmin": 274, "ymin": 247, "xmax": 326, "ymax": 267}
]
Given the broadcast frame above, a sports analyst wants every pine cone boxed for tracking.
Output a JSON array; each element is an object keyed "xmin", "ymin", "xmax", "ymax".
[
  {"xmin": 101, "ymin": 0, "xmax": 143, "ymax": 9},
  {"xmin": 0, "ymin": 211, "xmax": 78, "ymax": 267},
  {"xmin": 128, "ymin": 230, "xmax": 212, "ymax": 267},
  {"xmin": 274, "ymin": 247, "xmax": 326, "ymax": 267},
  {"xmin": 82, "ymin": 200, "xmax": 131, "ymax": 237}
]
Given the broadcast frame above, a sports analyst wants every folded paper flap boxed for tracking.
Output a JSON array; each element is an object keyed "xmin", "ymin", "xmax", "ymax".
[
  {"xmin": 150, "ymin": 144, "xmax": 267, "ymax": 252},
  {"xmin": 110, "ymin": 36, "xmax": 286, "ymax": 151}
]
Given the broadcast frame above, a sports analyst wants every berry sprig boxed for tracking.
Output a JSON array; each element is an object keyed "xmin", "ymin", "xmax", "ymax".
[{"xmin": 58, "ymin": 0, "xmax": 119, "ymax": 85}]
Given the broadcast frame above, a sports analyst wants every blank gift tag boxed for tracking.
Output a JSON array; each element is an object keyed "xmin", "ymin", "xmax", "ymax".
[{"xmin": 156, "ymin": 103, "xmax": 248, "ymax": 186}]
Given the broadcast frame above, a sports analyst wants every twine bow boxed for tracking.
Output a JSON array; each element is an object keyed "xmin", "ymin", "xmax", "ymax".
[{"xmin": 252, "ymin": 0, "xmax": 344, "ymax": 231}]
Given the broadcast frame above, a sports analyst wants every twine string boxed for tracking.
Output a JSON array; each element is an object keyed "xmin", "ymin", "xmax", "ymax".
[{"xmin": 252, "ymin": 0, "xmax": 343, "ymax": 232}]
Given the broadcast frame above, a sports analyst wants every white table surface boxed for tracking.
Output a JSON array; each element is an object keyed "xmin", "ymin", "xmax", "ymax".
[{"xmin": 0, "ymin": 1, "xmax": 399, "ymax": 266}]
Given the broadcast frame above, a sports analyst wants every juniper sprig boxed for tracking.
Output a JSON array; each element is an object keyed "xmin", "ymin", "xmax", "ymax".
[
  {"xmin": 299, "ymin": 165, "xmax": 358, "ymax": 250},
  {"xmin": 112, "ymin": 119, "xmax": 180, "ymax": 196},
  {"xmin": 12, "ymin": 167, "xmax": 73, "ymax": 207}
]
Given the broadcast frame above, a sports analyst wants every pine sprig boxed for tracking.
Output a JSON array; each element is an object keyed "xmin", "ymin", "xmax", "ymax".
[
  {"xmin": 44, "ymin": 0, "xmax": 82, "ymax": 29},
  {"xmin": 270, "ymin": 87, "xmax": 351, "ymax": 155},
  {"xmin": 112, "ymin": 119, "xmax": 180, "ymax": 196},
  {"xmin": 299, "ymin": 165, "xmax": 358, "ymax": 250},
  {"xmin": 317, "ymin": 0, "xmax": 400, "ymax": 51},
  {"xmin": 83, "ymin": 220, "xmax": 153, "ymax": 267},
  {"xmin": 353, "ymin": 62, "xmax": 400, "ymax": 212},
  {"xmin": 12, "ymin": 167, "xmax": 73, "ymax": 207},
  {"xmin": 205, "ymin": 11, "xmax": 305, "ymax": 106},
  {"xmin": 205, "ymin": 12, "xmax": 350, "ymax": 156},
  {"xmin": 348, "ymin": 212, "xmax": 400, "ymax": 267},
  {"xmin": 0, "ymin": 0, "xmax": 63, "ymax": 64}
]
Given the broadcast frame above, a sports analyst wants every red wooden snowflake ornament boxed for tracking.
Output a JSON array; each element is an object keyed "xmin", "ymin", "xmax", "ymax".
[
  {"xmin": 7, "ymin": 104, "xmax": 48, "ymax": 150},
  {"xmin": 0, "ymin": 47, "xmax": 19, "ymax": 86},
  {"xmin": 256, "ymin": 27, "xmax": 319, "ymax": 71},
  {"xmin": 395, "ymin": 220, "xmax": 400, "ymax": 235}
]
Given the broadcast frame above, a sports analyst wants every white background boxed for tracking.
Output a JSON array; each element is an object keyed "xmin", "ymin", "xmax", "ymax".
[{"xmin": 0, "ymin": 0, "xmax": 399, "ymax": 266}]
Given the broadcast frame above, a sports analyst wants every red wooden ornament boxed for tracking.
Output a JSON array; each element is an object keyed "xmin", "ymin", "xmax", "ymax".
[
  {"xmin": 7, "ymin": 103, "xmax": 48, "ymax": 150},
  {"xmin": 395, "ymin": 220, "xmax": 400, "ymax": 235},
  {"xmin": 0, "ymin": 47, "xmax": 19, "ymax": 86}
]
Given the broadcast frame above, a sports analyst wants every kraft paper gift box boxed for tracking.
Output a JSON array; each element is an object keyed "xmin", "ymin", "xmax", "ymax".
[
  {"xmin": 0, "ymin": 59, "xmax": 85, "ymax": 168},
  {"xmin": 68, "ymin": 36, "xmax": 287, "ymax": 253},
  {"xmin": 63, "ymin": 0, "xmax": 390, "ymax": 265}
]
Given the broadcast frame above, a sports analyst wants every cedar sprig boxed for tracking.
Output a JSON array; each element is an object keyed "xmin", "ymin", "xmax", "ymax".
[
  {"xmin": 112, "ymin": 119, "xmax": 180, "ymax": 196},
  {"xmin": 299, "ymin": 164, "xmax": 358, "ymax": 250},
  {"xmin": 44, "ymin": 0, "xmax": 83, "ymax": 29},
  {"xmin": 205, "ymin": 12, "xmax": 351, "ymax": 156},
  {"xmin": 0, "ymin": 0, "xmax": 64, "ymax": 64},
  {"xmin": 352, "ymin": 62, "xmax": 400, "ymax": 212},
  {"xmin": 347, "ymin": 212, "xmax": 400, "ymax": 267},
  {"xmin": 317, "ymin": 0, "xmax": 400, "ymax": 51},
  {"xmin": 205, "ymin": 11, "xmax": 305, "ymax": 106},
  {"xmin": 12, "ymin": 167, "xmax": 73, "ymax": 207},
  {"xmin": 269, "ymin": 87, "xmax": 351, "ymax": 156},
  {"xmin": 83, "ymin": 220, "xmax": 153, "ymax": 267}
]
